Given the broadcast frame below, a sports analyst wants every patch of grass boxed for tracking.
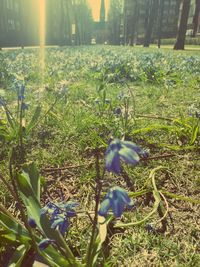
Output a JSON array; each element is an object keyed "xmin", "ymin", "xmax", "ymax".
[{"xmin": 0, "ymin": 45, "xmax": 199, "ymax": 266}]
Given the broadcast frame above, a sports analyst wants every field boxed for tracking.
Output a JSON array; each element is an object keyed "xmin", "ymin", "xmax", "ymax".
[{"xmin": 0, "ymin": 45, "xmax": 200, "ymax": 266}]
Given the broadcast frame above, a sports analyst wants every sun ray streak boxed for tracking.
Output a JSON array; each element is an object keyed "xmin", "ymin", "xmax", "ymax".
[{"xmin": 39, "ymin": 0, "xmax": 46, "ymax": 78}]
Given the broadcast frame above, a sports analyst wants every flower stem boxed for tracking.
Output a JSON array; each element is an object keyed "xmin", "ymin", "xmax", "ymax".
[{"xmin": 86, "ymin": 148, "xmax": 103, "ymax": 266}]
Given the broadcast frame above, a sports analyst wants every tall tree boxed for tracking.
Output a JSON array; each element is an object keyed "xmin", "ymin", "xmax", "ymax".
[
  {"xmin": 192, "ymin": 0, "xmax": 200, "ymax": 37},
  {"xmin": 174, "ymin": 0, "xmax": 191, "ymax": 50},
  {"xmin": 72, "ymin": 0, "xmax": 93, "ymax": 45},
  {"xmin": 157, "ymin": 0, "xmax": 165, "ymax": 48},
  {"xmin": 143, "ymin": 0, "xmax": 159, "ymax": 47},
  {"xmin": 124, "ymin": 0, "xmax": 139, "ymax": 46},
  {"xmin": 107, "ymin": 0, "xmax": 123, "ymax": 45},
  {"xmin": 123, "ymin": 0, "xmax": 128, "ymax": 44},
  {"xmin": 100, "ymin": 0, "xmax": 106, "ymax": 23}
]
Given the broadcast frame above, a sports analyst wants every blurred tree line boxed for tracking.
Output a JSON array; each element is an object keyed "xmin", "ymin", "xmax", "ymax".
[
  {"xmin": 0, "ymin": 0, "xmax": 200, "ymax": 49},
  {"xmin": 0, "ymin": 0, "xmax": 93, "ymax": 47},
  {"xmin": 107, "ymin": 0, "xmax": 200, "ymax": 49}
]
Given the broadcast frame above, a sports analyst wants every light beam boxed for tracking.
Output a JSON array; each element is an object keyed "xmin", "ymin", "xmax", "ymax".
[{"xmin": 39, "ymin": 0, "xmax": 46, "ymax": 76}]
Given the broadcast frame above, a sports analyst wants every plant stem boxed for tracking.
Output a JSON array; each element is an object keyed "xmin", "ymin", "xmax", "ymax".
[
  {"xmin": 86, "ymin": 148, "xmax": 103, "ymax": 266},
  {"xmin": 19, "ymin": 99, "xmax": 25, "ymax": 163}
]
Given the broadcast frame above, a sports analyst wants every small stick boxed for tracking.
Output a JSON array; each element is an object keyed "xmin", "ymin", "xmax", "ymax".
[
  {"xmin": 141, "ymin": 154, "xmax": 176, "ymax": 161},
  {"xmin": 43, "ymin": 163, "xmax": 89, "ymax": 172},
  {"xmin": 43, "ymin": 154, "xmax": 176, "ymax": 173},
  {"xmin": 136, "ymin": 114, "xmax": 174, "ymax": 122}
]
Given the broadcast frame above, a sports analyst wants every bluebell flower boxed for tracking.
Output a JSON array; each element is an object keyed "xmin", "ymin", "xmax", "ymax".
[
  {"xmin": 41, "ymin": 201, "xmax": 78, "ymax": 236},
  {"xmin": 114, "ymin": 107, "xmax": 121, "ymax": 115},
  {"xmin": 105, "ymin": 139, "xmax": 148, "ymax": 174},
  {"xmin": 38, "ymin": 239, "xmax": 56, "ymax": 250},
  {"xmin": 17, "ymin": 84, "xmax": 25, "ymax": 101},
  {"xmin": 188, "ymin": 105, "xmax": 200, "ymax": 118},
  {"xmin": 21, "ymin": 103, "xmax": 29, "ymax": 110},
  {"xmin": 98, "ymin": 186, "xmax": 133, "ymax": 218},
  {"xmin": 28, "ymin": 218, "xmax": 37, "ymax": 228}
]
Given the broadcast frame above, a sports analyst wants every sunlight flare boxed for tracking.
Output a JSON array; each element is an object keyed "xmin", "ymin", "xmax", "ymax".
[{"xmin": 39, "ymin": 0, "xmax": 46, "ymax": 75}]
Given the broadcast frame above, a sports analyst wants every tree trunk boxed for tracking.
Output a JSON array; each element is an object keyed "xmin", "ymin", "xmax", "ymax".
[
  {"xmin": 157, "ymin": 0, "xmax": 165, "ymax": 48},
  {"xmin": 123, "ymin": 0, "xmax": 128, "ymax": 45},
  {"xmin": 192, "ymin": 0, "xmax": 200, "ymax": 37},
  {"xmin": 130, "ymin": 0, "xmax": 139, "ymax": 46},
  {"xmin": 174, "ymin": 0, "xmax": 191, "ymax": 50},
  {"xmin": 143, "ymin": 0, "xmax": 159, "ymax": 47}
]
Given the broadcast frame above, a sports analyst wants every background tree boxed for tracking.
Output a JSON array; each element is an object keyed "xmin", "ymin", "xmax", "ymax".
[
  {"xmin": 130, "ymin": 0, "xmax": 139, "ymax": 46},
  {"xmin": 143, "ymin": 0, "xmax": 159, "ymax": 47},
  {"xmin": 174, "ymin": 0, "xmax": 191, "ymax": 50},
  {"xmin": 107, "ymin": 0, "xmax": 123, "ymax": 45},
  {"xmin": 72, "ymin": 0, "xmax": 93, "ymax": 45},
  {"xmin": 192, "ymin": 0, "xmax": 200, "ymax": 37},
  {"xmin": 157, "ymin": 0, "xmax": 165, "ymax": 48},
  {"xmin": 123, "ymin": 0, "xmax": 139, "ymax": 46}
]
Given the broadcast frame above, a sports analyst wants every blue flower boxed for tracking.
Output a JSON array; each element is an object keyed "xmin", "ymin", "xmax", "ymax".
[
  {"xmin": 114, "ymin": 107, "xmax": 121, "ymax": 115},
  {"xmin": 21, "ymin": 103, "xmax": 29, "ymax": 110},
  {"xmin": 38, "ymin": 239, "xmax": 55, "ymax": 250},
  {"xmin": 28, "ymin": 218, "xmax": 37, "ymax": 228},
  {"xmin": 98, "ymin": 186, "xmax": 134, "ymax": 218},
  {"xmin": 41, "ymin": 201, "xmax": 78, "ymax": 236},
  {"xmin": 18, "ymin": 85, "xmax": 25, "ymax": 101},
  {"xmin": 105, "ymin": 139, "xmax": 148, "ymax": 174}
]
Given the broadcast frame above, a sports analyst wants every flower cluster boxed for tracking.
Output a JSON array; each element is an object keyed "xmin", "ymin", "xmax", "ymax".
[
  {"xmin": 41, "ymin": 201, "xmax": 78, "ymax": 236},
  {"xmin": 15, "ymin": 82, "xmax": 29, "ymax": 111},
  {"xmin": 188, "ymin": 105, "xmax": 200, "ymax": 118},
  {"xmin": 17, "ymin": 83, "xmax": 25, "ymax": 101}
]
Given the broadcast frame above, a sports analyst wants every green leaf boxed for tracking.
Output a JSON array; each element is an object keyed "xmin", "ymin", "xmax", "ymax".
[
  {"xmin": 17, "ymin": 172, "xmax": 80, "ymax": 266},
  {"xmin": 85, "ymin": 234, "xmax": 102, "ymax": 267},
  {"xmin": 132, "ymin": 124, "xmax": 176, "ymax": 135},
  {"xmin": 90, "ymin": 237, "xmax": 102, "ymax": 266},
  {"xmin": 160, "ymin": 190, "xmax": 200, "ymax": 204},
  {"xmin": 0, "ymin": 230, "xmax": 21, "ymax": 244},
  {"xmin": 4, "ymin": 108, "xmax": 17, "ymax": 131},
  {"xmin": 0, "ymin": 212, "xmax": 30, "ymax": 243},
  {"xmin": 8, "ymin": 244, "xmax": 30, "ymax": 267},
  {"xmin": 0, "ymin": 212, "xmax": 71, "ymax": 267},
  {"xmin": 190, "ymin": 123, "xmax": 199, "ymax": 145},
  {"xmin": 22, "ymin": 162, "xmax": 40, "ymax": 201}
]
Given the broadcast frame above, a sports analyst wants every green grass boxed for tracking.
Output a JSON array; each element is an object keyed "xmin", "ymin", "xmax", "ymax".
[{"xmin": 0, "ymin": 45, "xmax": 200, "ymax": 266}]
